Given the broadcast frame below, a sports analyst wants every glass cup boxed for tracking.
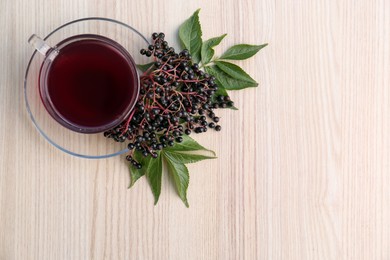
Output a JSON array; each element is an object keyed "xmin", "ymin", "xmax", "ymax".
[
  {"xmin": 29, "ymin": 34, "xmax": 140, "ymax": 134},
  {"xmin": 24, "ymin": 18, "xmax": 149, "ymax": 158}
]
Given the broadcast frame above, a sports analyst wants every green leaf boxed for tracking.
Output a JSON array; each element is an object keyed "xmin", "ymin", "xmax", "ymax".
[
  {"xmin": 145, "ymin": 152, "xmax": 163, "ymax": 205},
  {"xmin": 163, "ymin": 136, "xmax": 216, "ymax": 207},
  {"xmin": 201, "ymin": 34, "xmax": 227, "ymax": 65},
  {"xmin": 205, "ymin": 66, "xmax": 256, "ymax": 90},
  {"xmin": 213, "ymin": 79, "xmax": 229, "ymax": 97},
  {"xmin": 136, "ymin": 62, "xmax": 154, "ymax": 73},
  {"xmin": 164, "ymin": 155, "xmax": 190, "ymax": 207},
  {"xmin": 220, "ymin": 43, "xmax": 268, "ymax": 60},
  {"xmin": 128, "ymin": 135, "xmax": 215, "ymax": 206},
  {"xmin": 204, "ymin": 68, "xmax": 238, "ymax": 110},
  {"xmin": 164, "ymin": 135, "xmax": 215, "ymax": 155},
  {"xmin": 128, "ymin": 150, "xmax": 148, "ymax": 188},
  {"xmin": 211, "ymin": 77, "xmax": 238, "ymax": 110},
  {"xmin": 163, "ymin": 150, "xmax": 216, "ymax": 164},
  {"xmin": 179, "ymin": 9, "xmax": 203, "ymax": 62},
  {"xmin": 215, "ymin": 61, "xmax": 257, "ymax": 84}
]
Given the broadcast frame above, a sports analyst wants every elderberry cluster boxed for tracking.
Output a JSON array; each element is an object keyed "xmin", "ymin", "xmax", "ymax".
[{"xmin": 104, "ymin": 32, "xmax": 234, "ymax": 169}]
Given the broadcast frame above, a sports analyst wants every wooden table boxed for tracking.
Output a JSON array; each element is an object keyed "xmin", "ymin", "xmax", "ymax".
[{"xmin": 1, "ymin": 0, "xmax": 389, "ymax": 259}]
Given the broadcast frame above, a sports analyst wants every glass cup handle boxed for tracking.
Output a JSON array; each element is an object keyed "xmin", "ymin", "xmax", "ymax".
[
  {"xmin": 28, "ymin": 34, "xmax": 59, "ymax": 60},
  {"xmin": 28, "ymin": 34, "xmax": 52, "ymax": 55}
]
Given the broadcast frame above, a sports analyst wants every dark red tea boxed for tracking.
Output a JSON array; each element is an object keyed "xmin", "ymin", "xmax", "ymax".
[{"xmin": 40, "ymin": 35, "xmax": 139, "ymax": 132}]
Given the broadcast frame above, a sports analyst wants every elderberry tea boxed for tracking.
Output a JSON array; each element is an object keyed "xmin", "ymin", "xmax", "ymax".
[{"xmin": 38, "ymin": 34, "xmax": 139, "ymax": 133}]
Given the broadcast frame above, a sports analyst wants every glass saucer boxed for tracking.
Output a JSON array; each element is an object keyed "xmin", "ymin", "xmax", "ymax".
[{"xmin": 24, "ymin": 17, "xmax": 150, "ymax": 159}]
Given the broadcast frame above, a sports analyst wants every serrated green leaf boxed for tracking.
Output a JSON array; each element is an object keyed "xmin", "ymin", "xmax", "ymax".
[
  {"xmin": 179, "ymin": 9, "xmax": 202, "ymax": 62},
  {"xmin": 128, "ymin": 150, "xmax": 148, "ymax": 188},
  {"xmin": 163, "ymin": 135, "xmax": 215, "ymax": 207},
  {"xmin": 136, "ymin": 62, "xmax": 154, "ymax": 73},
  {"xmin": 220, "ymin": 43, "xmax": 268, "ymax": 60},
  {"xmin": 203, "ymin": 69, "xmax": 238, "ymax": 110},
  {"xmin": 201, "ymin": 34, "xmax": 227, "ymax": 65},
  {"xmin": 164, "ymin": 135, "xmax": 215, "ymax": 155},
  {"xmin": 164, "ymin": 156, "xmax": 190, "ymax": 207},
  {"xmin": 213, "ymin": 79, "xmax": 229, "ymax": 97},
  {"xmin": 163, "ymin": 150, "xmax": 216, "ymax": 164},
  {"xmin": 205, "ymin": 65, "xmax": 256, "ymax": 90},
  {"xmin": 145, "ymin": 152, "xmax": 163, "ymax": 205},
  {"xmin": 210, "ymin": 77, "xmax": 238, "ymax": 110},
  {"xmin": 215, "ymin": 61, "xmax": 257, "ymax": 84}
]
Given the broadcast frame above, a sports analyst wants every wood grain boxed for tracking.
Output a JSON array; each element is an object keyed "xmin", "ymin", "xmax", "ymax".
[{"xmin": 1, "ymin": 0, "xmax": 390, "ymax": 259}]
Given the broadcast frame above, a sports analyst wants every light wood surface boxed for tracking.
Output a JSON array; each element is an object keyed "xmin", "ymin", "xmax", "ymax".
[{"xmin": 1, "ymin": 0, "xmax": 390, "ymax": 259}]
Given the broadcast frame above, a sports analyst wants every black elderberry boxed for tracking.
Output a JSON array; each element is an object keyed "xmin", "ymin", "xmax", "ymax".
[
  {"xmin": 194, "ymin": 127, "xmax": 203, "ymax": 133},
  {"xmin": 220, "ymin": 102, "xmax": 227, "ymax": 108},
  {"xmin": 106, "ymin": 32, "xmax": 229, "ymax": 162}
]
